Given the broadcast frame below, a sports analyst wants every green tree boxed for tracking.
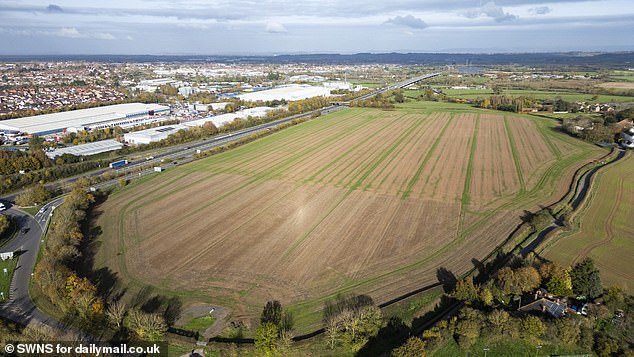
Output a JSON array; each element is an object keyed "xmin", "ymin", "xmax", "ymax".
[
  {"xmin": 479, "ymin": 287, "xmax": 494, "ymax": 306},
  {"xmin": 454, "ymin": 308, "xmax": 483, "ymax": 348},
  {"xmin": 392, "ymin": 336, "xmax": 427, "ymax": 357},
  {"xmin": 521, "ymin": 316, "xmax": 545, "ymax": 339},
  {"xmin": 487, "ymin": 309, "xmax": 510, "ymax": 335},
  {"xmin": 546, "ymin": 273, "xmax": 574, "ymax": 296},
  {"xmin": 593, "ymin": 334, "xmax": 620, "ymax": 357},
  {"xmin": 603, "ymin": 286, "xmax": 626, "ymax": 312},
  {"xmin": 15, "ymin": 183, "xmax": 52, "ymax": 206},
  {"xmin": 555, "ymin": 317, "xmax": 580, "ymax": 345},
  {"xmin": 261, "ymin": 300, "xmax": 283, "ymax": 326},
  {"xmin": 496, "ymin": 267, "xmax": 520, "ymax": 297},
  {"xmin": 452, "ymin": 276, "xmax": 480, "ymax": 304},
  {"xmin": 455, "ymin": 318, "xmax": 480, "ymax": 348},
  {"xmin": 393, "ymin": 90, "xmax": 405, "ymax": 103},
  {"xmin": 29, "ymin": 135, "xmax": 46, "ymax": 152},
  {"xmin": 539, "ymin": 261, "xmax": 573, "ymax": 296},
  {"xmin": 255, "ymin": 322, "xmax": 279, "ymax": 357},
  {"xmin": 0, "ymin": 215, "xmax": 10, "ymax": 236},
  {"xmin": 529, "ymin": 210, "xmax": 552, "ymax": 232},
  {"xmin": 515, "ymin": 266, "xmax": 541, "ymax": 293},
  {"xmin": 570, "ymin": 258, "xmax": 602, "ymax": 299}
]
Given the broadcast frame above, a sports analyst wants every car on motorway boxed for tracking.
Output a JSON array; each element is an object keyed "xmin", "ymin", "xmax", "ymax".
[{"xmin": 21, "ymin": 227, "xmax": 29, "ymax": 234}]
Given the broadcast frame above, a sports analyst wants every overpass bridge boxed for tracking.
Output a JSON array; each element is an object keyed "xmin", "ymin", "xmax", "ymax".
[
  {"xmin": 354, "ymin": 72, "xmax": 442, "ymax": 101},
  {"xmin": 389, "ymin": 72, "xmax": 442, "ymax": 90}
]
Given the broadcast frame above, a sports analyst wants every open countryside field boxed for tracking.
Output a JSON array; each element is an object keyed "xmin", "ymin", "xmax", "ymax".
[
  {"xmin": 437, "ymin": 88, "xmax": 634, "ymax": 104},
  {"xmin": 94, "ymin": 106, "xmax": 605, "ymax": 332},
  {"xmin": 544, "ymin": 152, "xmax": 634, "ymax": 294}
]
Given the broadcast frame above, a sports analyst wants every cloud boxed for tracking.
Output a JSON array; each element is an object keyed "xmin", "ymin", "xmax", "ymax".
[
  {"xmin": 56, "ymin": 27, "xmax": 115, "ymax": 40},
  {"xmin": 177, "ymin": 23, "xmax": 210, "ymax": 30},
  {"xmin": 126, "ymin": 35, "xmax": 134, "ymax": 41},
  {"xmin": 93, "ymin": 32, "xmax": 116, "ymax": 40},
  {"xmin": 46, "ymin": 4, "xmax": 64, "ymax": 13},
  {"xmin": 385, "ymin": 15, "xmax": 428, "ymax": 29},
  {"xmin": 265, "ymin": 22, "xmax": 287, "ymax": 33},
  {"xmin": 58, "ymin": 27, "xmax": 82, "ymax": 38},
  {"xmin": 529, "ymin": 6, "xmax": 551, "ymax": 15},
  {"xmin": 464, "ymin": 2, "xmax": 517, "ymax": 22}
]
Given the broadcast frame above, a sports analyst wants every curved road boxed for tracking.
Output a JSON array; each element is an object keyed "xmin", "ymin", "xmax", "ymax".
[{"xmin": 0, "ymin": 197, "xmax": 66, "ymax": 330}]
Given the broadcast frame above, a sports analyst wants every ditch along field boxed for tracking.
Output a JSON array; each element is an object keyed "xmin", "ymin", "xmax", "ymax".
[
  {"xmin": 94, "ymin": 107, "xmax": 604, "ymax": 332},
  {"xmin": 544, "ymin": 152, "xmax": 634, "ymax": 294}
]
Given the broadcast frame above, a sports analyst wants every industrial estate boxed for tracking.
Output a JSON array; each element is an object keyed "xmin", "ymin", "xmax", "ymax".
[{"xmin": 0, "ymin": 53, "xmax": 633, "ymax": 357}]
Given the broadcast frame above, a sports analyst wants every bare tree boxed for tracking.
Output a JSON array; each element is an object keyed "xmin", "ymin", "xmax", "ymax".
[{"xmin": 106, "ymin": 301, "xmax": 127, "ymax": 328}]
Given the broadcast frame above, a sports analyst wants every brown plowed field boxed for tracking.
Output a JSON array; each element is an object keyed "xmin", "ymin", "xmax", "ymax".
[
  {"xmin": 470, "ymin": 114, "xmax": 520, "ymax": 207},
  {"xmin": 506, "ymin": 116, "xmax": 556, "ymax": 190},
  {"xmin": 411, "ymin": 113, "xmax": 476, "ymax": 201},
  {"xmin": 95, "ymin": 108, "xmax": 604, "ymax": 330}
]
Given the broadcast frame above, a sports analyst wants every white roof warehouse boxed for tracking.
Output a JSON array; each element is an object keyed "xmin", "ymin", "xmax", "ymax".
[
  {"xmin": 45, "ymin": 139, "xmax": 124, "ymax": 159},
  {"xmin": 0, "ymin": 103, "xmax": 170, "ymax": 136}
]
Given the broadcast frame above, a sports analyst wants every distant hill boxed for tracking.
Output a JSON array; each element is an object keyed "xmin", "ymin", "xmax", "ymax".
[{"xmin": 1, "ymin": 52, "xmax": 633, "ymax": 67}]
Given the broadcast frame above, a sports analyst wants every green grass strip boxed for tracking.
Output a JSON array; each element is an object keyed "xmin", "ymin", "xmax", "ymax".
[
  {"xmin": 503, "ymin": 116, "xmax": 526, "ymax": 193},
  {"xmin": 461, "ymin": 114, "xmax": 480, "ymax": 206},
  {"xmin": 401, "ymin": 114, "xmax": 454, "ymax": 199},
  {"xmin": 533, "ymin": 118, "xmax": 561, "ymax": 159}
]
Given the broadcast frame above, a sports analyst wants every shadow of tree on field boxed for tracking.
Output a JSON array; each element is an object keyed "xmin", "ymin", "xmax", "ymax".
[
  {"xmin": 132, "ymin": 285, "xmax": 154, "ymax": 308},
  {"xmin": 356, "ymin": 316, "xmax": 410, "ymax": 357},
  {"xmin": 164, "ymin": 296, "xmax": 183, "ymax": 326},
  {"xmin": 436, "ymin": 267, "xmax": 457, "ymax": 293}
]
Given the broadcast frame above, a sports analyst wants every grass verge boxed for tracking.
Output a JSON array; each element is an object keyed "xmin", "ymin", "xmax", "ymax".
[{"xmin": 0, "ymin": 258, "xmax": 17, "ymax": 301}]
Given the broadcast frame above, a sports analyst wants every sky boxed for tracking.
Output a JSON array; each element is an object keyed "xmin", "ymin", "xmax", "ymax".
[{"xmin": 0, "ymin": 0, "xmax": 632, "ymax": 55}]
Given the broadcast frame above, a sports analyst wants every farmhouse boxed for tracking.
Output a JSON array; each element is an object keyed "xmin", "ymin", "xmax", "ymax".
[{"xmin": 519, "ymin": 298, "xmax": 568, "ymax": 318}]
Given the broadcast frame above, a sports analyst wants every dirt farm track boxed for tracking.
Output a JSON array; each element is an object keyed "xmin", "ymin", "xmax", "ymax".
[{"xmin": 94, "ymin": 107, "xmax": 604, "ymax": 330}]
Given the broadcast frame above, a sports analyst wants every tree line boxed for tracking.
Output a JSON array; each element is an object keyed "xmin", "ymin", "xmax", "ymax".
[
  {"xmin": 390, "ymin": 257, "xmax": 633, "ymax": 356},
  {"xmin": 32, "ymin": 179, "xmax": 171, "ymax": 341}
]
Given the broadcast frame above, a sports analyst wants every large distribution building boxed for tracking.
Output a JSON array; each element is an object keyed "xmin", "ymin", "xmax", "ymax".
[
  {"xmin": 124, "ymin": 106, "xmax": 280, "ymax": 145},
  {"xmin": 123, "ymin": 125, "xmax": 189, "ymax": 145},
  {"xmin": 0, "ymin": 103, "xmax": 170, "ymax": 136},
  {"xmin": 45, "ymin": 139, "xmax": 124, "ymax": 159}
]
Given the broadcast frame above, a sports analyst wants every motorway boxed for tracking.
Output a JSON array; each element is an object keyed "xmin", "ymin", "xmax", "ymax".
[
  {"xmin": 2, "ymin": 73, "xmax": 441, "ymax": 203},
  {"xmin": 0, "ymin": 105, "xmax": 349, "ymax": 204}
]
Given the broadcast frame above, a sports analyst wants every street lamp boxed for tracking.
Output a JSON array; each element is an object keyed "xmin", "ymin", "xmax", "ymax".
[{"xmin": 484, "ymin": 347, "xmax": 490, "ymax": 357}]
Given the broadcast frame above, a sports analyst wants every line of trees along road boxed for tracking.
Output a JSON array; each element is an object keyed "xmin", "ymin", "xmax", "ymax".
[{"xmin": 32, "ymin": 179, "xmax": 171, "ymax": 341}]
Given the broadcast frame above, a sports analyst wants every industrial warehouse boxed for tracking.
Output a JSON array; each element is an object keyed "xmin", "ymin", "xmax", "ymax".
[
  {"xmin": 124, "ymin": 106, "xmax": 279, "ymax": 145},
  {"xmin": 0, "ymin": 103, "xmax": 170, "ymax": 136}
]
